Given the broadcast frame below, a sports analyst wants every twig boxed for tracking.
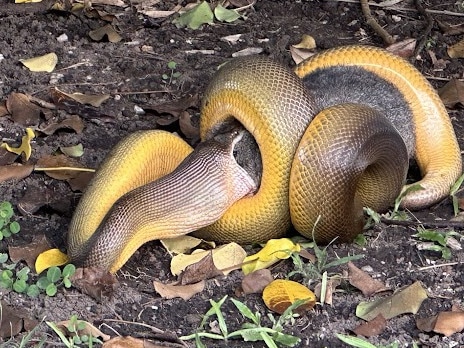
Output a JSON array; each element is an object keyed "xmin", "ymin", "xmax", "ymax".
[
  {"xmin": 416, "ymin": 261, "xmax": 462, "ymax": 271},
  {"xmin": 413, "ymin": 0, "xmax": 434, "ymax": 60},
  {"xmin": 331, "ymin": 0, "xmax": 464, "ymax": 17},
  {"xmin": 380, "ymin": 217, "xmax": 464, "ymax": 229},
  {"xmin": 360, "ymin": 0, "xmax": 395, "ymax": 45}
]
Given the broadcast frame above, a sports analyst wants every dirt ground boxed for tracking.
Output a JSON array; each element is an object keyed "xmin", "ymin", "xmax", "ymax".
[{"xmin": 0, "ymin": 0, "xmax": 463, "ymax": 347}]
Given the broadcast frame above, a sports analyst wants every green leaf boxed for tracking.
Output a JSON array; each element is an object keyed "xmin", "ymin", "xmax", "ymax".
[
  {"xmin": 9, "ymin": 221, "xmax": 20, "ymax": 234},
  {"xmin": 27, "ymin": 284, "xmax": 40, "ymax": 297},
  {"xmin": 271, "ymin": 331, "xmax": 301, "ymax": 347},
  {"xmin": 441, "ymin": 247, "xmax": 452, "ymax": 260},
  {"xmin": 0, "ymin": 253, "xmax": 8, "ymax": 263},
  {"xmin": 414, "ymin": 229, "xmax": 447, "ymax": 246},
  {"xmin": 1, "ymin": 269, "xmax": 13, "ymax": 280},
  {"xmin": 16, "ymin": 266, "xmax": 30, "ymax": 280},
  {"xmin": 336, "ymin": 333, "xmax": 377, "ymax": 347},
  {"xmin": 173, "ymin": 1, "xmax": 214, "ymax": 30},
  {"xmin": 36, "ymin": 276, "xmax": 52, "ymax": 289},
  {"xmin": 231, "ymin": 298, "xmax": 260, "ymax": 325},
  {"xmin": 324, "ymin": 253, "xmax": 364, "ymax": 270},
  {"xmin": 167, "ymin": 61, "xmax": 177, "ymax": 70},
  {"xmin": 172, "ymin": 71, "xmax": 181, "ymax": 78},
  {"xmin": 47, "ymin": 266, "xmax": 62, "ymax": 283},
  {"xmin": 214, "ymin": 5, "xmax": 241, "ymax": 23},
  {"xmin": 62, "ymin": 263, "xmax": 76, "ymax": 278},
  {"xmin": 162, "ymin": 74, "xmax": 169, "ymax": 80},
  {"xmin": 46, "ymin": 283, "xmax": 57, "ymax": 296},
  {"xmin": 0, "ymin": 278, "xmax": 13, "ymax": 289},
  {"xmin": 63, "ymin": 277, "xmax": 72, "ymax": 288},
  {"xmin": 13, "ymin": 279, "xmax": 28, "ymax": 293},
  {"xmin": 2, "ymin": 228, "xmax": 11, "ymax": 238}
]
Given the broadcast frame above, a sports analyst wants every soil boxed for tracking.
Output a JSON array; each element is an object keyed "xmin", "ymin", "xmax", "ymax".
[{"xmin": 0, "ymin": 0, "xmax": 463, "ymax": 347}]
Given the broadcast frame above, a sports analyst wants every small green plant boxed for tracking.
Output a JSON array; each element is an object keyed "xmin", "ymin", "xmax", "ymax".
[
  {"xmin": 336, "ymin": 333, "xmax": 420, "ymax": 348},
  {"xmin": 0, "ymin": 201, "xmax": 21, "ymax": 240},
  {"xmin": 288, "ymin": 220, "xmax": 363, "ymax": 285},
  {"xmin": 449, "ymin": 173, "xmax": 464, "ymax": 216},
  {"xmin": 180, "ymin": 295, "xmax": 303, "ymax": 347},
  {"xmin": 47, "ymin": 314, "xmax": 102, "ymax": 347},
  {"xmin": 0, "ymin": 263, "xmax": 75, "ymax": 297},
  {"xmin": 36, "ymin": 264, "xmax": 76, "ymax": 296},
  {"xmin": 162, "ymin": 61, "xmax": 181, "ymax": 85},
  {"xmin": 413, "ymin": 227, "xmax": 462, "ymax": 260}
]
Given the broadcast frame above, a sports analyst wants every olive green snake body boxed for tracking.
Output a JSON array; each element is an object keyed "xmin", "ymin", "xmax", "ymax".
[{"xmin": 67, "ymin": 45, "xmax": 462, "ymax": 273}]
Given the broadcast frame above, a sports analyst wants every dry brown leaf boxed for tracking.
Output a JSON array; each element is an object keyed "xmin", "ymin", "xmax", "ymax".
[
  {"xmin": 353, "ymin": 314, "xmax": 387, "ymax": 337},
  {"xmin": 0, "ymin": 300, "xmax": 23, "ymax": 338},
  {"xmin": 67, "ymin": 171, "xmax": 94, "ymax": 192},
  {"xmin": 290, "ymin": 45, "xmax": 315, "ymax": 65},
  {"xmin": 102, "ymin": 336, "xmax": 166, "ymax": 348},
  {"xmin": 385, "ymin": 38, "xmax": 416, "ymax": 58},
  {"xmin": 36, "ymin": 154, "xmax": 85, "ymax": 180},
  {"xmin": 438, "ymin": 79, "xmax": 464, "ymax": 108},
  {"xmin": 154, "ymin": 280, "xmax": 205, "ymax": 300},
  {"xmin": 437, "ymin": 20, "xmax": 464, "ymax": 36},
  {"xmin": 6, "ymin": 92, "xmax": 42, "ymax": 126},
  {"xmin": 19, "ymin": 52, "xmax": 58, "ymax": 72},
  {"xmin": 56, "ymin": 318, "xmax": 111, "ymax": 342},
  {"xmin": 51, "ymin": 88, "xmax": 110, "ymax": 108},
  {"xmin": 356, "ymin": 281, "xmax": 428, "ymax": 321},
  {"xmin": 0, "ymin": 101, "xmax": 8, "ymax": 117},
  {"xmin": 0, "ymin": 147, "xmax": 18, "ymax": 166},
  {"xmin": 89, "ymin": 24, "xmax": 122, "ymax": 43},
  {"xmin": 179, "ymin": 111, "xmax": 199, "ymax": 141},
  {"xmin": 416, "ymin": 313, "xmax": 437, "ymax": 333},
  {"xmin": 433, "ymin": 311, "xmax": 464, "ymax": 336},
  {"xmin": 447, "ymin": 39, "xmax": 464, "ymax": 58},
  {"xmin": 9, "ymin": 234, "xmax": 52, "ymax": 270},
  {"xmin": 39, "ymin": 114, "xmax": 85, "ymax": 135},
  {"xmin": 70, "ymin": 267, "xmax": 119, "ymax": 301},
  {"xmin": 0, "ymin": 164, "xmax": 34, "ymax": 183},
  {"xmin": 314, "ymin": 277, "xmax": 341, "ymax": 305},
  {"xmin": 179, "ymin": 252, "xmax": 223, "ymax": 285},
  {"xmin": 241, "ymin": 269, "xmax": 273, "ymax": 295},
  {"xmin": 18, "ymin": 184, "xmax": 72, "ymax": 216},
  {"xmin": 145, "ymin": 94, "xmax": 198, "ymax": 124},
  {"xmin": 348, "ymin": 262, "xmax": 390, "ymax": 296},
  {"xmin": 263, "ymin": 279, "xmax": 316, "ymax": 315},
  {"xmin": 171, "ymin": 242, "xmax": 246, "ymax": 276}
]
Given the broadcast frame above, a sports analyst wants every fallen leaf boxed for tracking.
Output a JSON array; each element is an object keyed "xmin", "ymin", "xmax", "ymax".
[
  {"xmin": 171, "ymin": 242, "xmax": 246, "ymax": 276},
  {"xmin": 67, "ymin": 171, "xmax": 94, "ymax": 192},
  {"xmin": 214, "ymin": 4, "xmax": 240, "ymax": 23},
  {"xmin": 179, "ymin": 252, "xmax": 223, "ymax": 285},
  {"xmin": 0, "ymin": 147, "xmax": 18, "ymax": 166},
  {"xmin": 353, "ymin": 314, "xmax": 387, "ymax": 337},
  {"xmin": 263, "ymin": 279, "xmax": 316, "ymax": 315},
  {"xmin": 102, "ymin": 336, "xmax": 166, "ymax": 348},
  {"xmin": 356, "ymin": 281, "xmax": 428, "ymax": 321},
  {"xmin": 290, "ymin": 46, "xmax": 315, "ymax": 65},
  {"xmin": 241, "ymin": 269, "xmax": 273, "ymax": 295},
  {"xmin": 232, "ymin": 47, "xmax": 264, "ymax": 57},
  {"xmin": 0, "ymin": 300, "xmax": 38, "ymax": 339},
  {"xmin": 50, "ymin": 87, "xmax": 110, "ymax": 108},
  {"xmin": 179, "ymin": 111, "xmax": 200, "ymax": 141},
  {"xmin": 418, "ymin": 311, "xmax": 464, "ymax": 337},
  {"xmin": 60, "ymin": 143, "xmax": 84, "ymax": 157},
  {"xmin": 293, "ymin": 34, "xmax": 317, "ymax": 49},
  {"xmin": 154, "ymin": 280, "xmax": 205, "ymax": 300},
  {"xmin": 70, "ymin": 267, "xmax": 119, "ymax": 301},
  {"xmin": 17, "ymin": 184, "xmax": 72, "ymax": 216},
  {"xmin": 20, "ymin": 52, "xmax": 58, "ymax": 72},
  {"xmin": 36, "ymin": 154, "xmax": 86, "ymax": 180},
  {"xmin": 0, "ymin": 164, "xmax": 34, "ymax": 183},
  {"xmin": 438, "ymin": 79, "xmax": 464, "ymax": 108},
  {"xmin": 242, "ymin": 238, "xmax": 300, "ymax": 275},
  {"xmin": 447, "ymin": 39, "xmax": 464, "ymax": 58},
  {"xmin": 39, "ymin": 114, "xmax": 85, "ymax": 135},
  {"xmin": 0, "ymin": 128, "xmax": 35, "ymax": 160},
  {"xmin": 160, "ymin": 235, "xmax": 214, "ymax": 255},
  {"xmin": 54, "ymin": 318, "xmax": 111, "ymax": 342},
  {"xmin": 144, "ymin": 94, "xmax": 198, "ymax": 123},
  {"xmin": 173, "ymin": 1, "xmax": 214, "ymax": 30},
  {"xmin": 88, "ymin": 24, "xmax": 122, "ymax": 43},
  {"xmin": 437, "ymin": 20, "xmax": 464, "ymax": 36},
  {"xmin": 6, "ymin": 92, "xmax": 42, "ymax": 126},
  {"xmin": 348, "ymin": 262, "xmax": 390, "ymax": 296},
  {"xmin": 314, "ymin": 277, "xmax": 341, "ymax": 305},
  {"xmin": 386, "ymin": 38, "xmax": 416, "ymax": 58},
  {"xmin": 9, "ymin": 235, "xmax": 52, "ymax": 270},
  {"xmin": 35, "ymin": 248, "xmax": 70, "ymax": 274}
]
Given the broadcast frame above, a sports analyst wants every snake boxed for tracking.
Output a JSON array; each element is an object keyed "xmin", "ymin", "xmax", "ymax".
[{"xmin": 67, "ymin": 45, "xmax": 462, "ymax": 273}]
